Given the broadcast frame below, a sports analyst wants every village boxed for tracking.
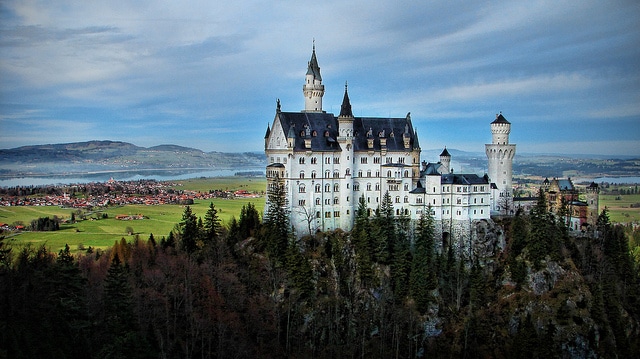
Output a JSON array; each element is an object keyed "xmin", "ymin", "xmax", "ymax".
[{"xmin": 0, "ymin": 178, "xmax": 262, "ymax": 209}]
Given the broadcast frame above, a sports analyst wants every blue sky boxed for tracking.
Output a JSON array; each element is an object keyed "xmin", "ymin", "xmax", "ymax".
[{"xmin": 1, "ymin": 1, "xmax": 639, "ymax": 156}]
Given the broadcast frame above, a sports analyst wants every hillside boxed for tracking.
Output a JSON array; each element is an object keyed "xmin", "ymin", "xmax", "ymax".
[{"xmin": 0, "ymin": 140, "xmax": 264, "ymax": 177}]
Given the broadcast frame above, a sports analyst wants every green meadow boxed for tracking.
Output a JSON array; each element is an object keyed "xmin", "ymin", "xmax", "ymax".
[
  {"xmin": 1, "ymin": 177, "xmax": 266, "ymax": 254},
  {"xmin": 599, "ymin": 193, "xmax": 640, "ymax": 224}
]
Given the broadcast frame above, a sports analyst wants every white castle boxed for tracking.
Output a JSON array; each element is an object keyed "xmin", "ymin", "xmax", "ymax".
[{"xmin": 264, "ymin": 46, "xmax": 515, "ymax": 242}]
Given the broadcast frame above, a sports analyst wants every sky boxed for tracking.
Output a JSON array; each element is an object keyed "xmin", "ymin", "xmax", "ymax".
[{"xmin": 1, "ymin": 0, "xmax": 639, "ymax": 157}]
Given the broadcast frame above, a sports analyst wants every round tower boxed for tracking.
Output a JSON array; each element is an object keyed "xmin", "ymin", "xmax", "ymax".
[
  {"xmin": 485, "ymin": 113, "xmax": 516, "ymax": 214},
  {"xmin": 439, "ymin": 147, "xmax": 451, "ymax": 174},
  {"xmin": 303, "ymin": 43, "xmax": 324, "ymax": 112}
]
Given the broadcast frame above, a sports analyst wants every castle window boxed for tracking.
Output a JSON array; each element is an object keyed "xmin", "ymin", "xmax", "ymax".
[
  {"xmin": 299, "ymin": 185, "xmax": 306, "ymax": 193},
  {"xmin": 367, "ymin": 170, "xmax": 371, "ymax": 177},
  {"xmin": 457, "ymin": 198, "xmax": 462, "ymax": 204},
  {"xmin": 354, "ymin": 183, "xmax": 360, "ymax": 191},
  {"xmin": 334, "ymin": 197, "xmax": 339, "ymax": 204},
  {"xmin": 334, "ymin": 157, "xmax": 340, "ymax": 164},
  {"xmin": 387, "ymin": 170, "xmax": 392, "ymax": 178},
  {"xmin": 325, "ymin": 199, "xmax": 331, "ymax": 205},
  {"xmin": 386, "ymin": 157, "xmax": 392, "ymax": 164},
  {"xmin": 312, "ymin": 130, "xmax": 317, "ymax": 137},
  {"xmin": 361, "ymin": 157, "xmax": 368, "ymax": 164},
  {"xmin": 474, "ymin": 209, "xmax": 477, "ymax": 214},
  {"xmin": 404, "ymin": 184, "xmax": 409, "ymax": 191},
  {"xmin": 298, "ymin": 199, "xmax": 306, "ymax": 206},
  {"xmin": 325, "ymin": 184, "xmax": 330, "ymax": 192},
  {"xmin": 481, "ymin": 198, "xmax": 484, "ymax": 203},
  {"xmin": 474, "ymin": 198, "xmax": 477, "ymax": 204},
  {"xmin": 325, "ymin": 157, "xmax": 330, "ymax": 164},
  {"xmin": 325, "ymin": 211, "xmax": 331, "ymax": 218},
  {"xmin": 325, "ymin": 170, "xmax": 330, "ymax": 178},
  {"xmin": 346, "ymin": 210, "xmax": 350, "ymax": 215},
  {"xmin": 433, "ymin": 199, "xmax": 437, "ymax": 205},
  {"xmin": 315, "ymin": 184, "xmax": 321, "ymax": 193},
  {"xmin": 316, "ymin": 198, "xmax": 321, "ymax": 205},
  {"xmin": 299, "ymin": 171, "xmax": 305, "ymax": 179},
  {"xmin": 417, "ymin": 197, "xmax": 423, "ymax": 204},
  {"xmin": 404, "ymin": 196, "xmax": 409, "ymax": 203},
  {"xmin": 311, "ymin": 157, "xmax": 317, "ymax": 164},
  {"xmin": 367, "ymin": 183, "xmax": 372, "ymax": 191},
  {"xmin": 376, "ymin": 171, "xmax": 380, "ymax": 177},
  {"xmin": 334, "ymin": 211, "xmax": 340, "ymax": 217},
  {"xmin": 334, "ymin": 184, "xmax": 339, "ymax": 192},
  {"xmin": 395, "ymin": 196, "xmax": 400, "ymax": 203},
  {"xmin": 333, "ymin": 170, "xmax": 339, "ymax": 178},
  {"xmin": 374, "ymin": 157, "xmax": 381, "ymax": 164},
  {"xmin": 311, "ymin": 171, "xmax": 317, "ymax": 179},
  {"xmin": 345, "ymin": 168, "xmax": 351, "ymax": 176},
  {"xmin": 358, "ymin": 170, "xmax": 363, "ymax": 177},
  {"xmin": 404, "ymin": 170, "xmax": 409, "ymax": 177},
  {"xmin": 316, "ymin": 211, "xmax": 321, "ymax": 218},
  {"xmin": 375, "ymin": 183, "xmax": 380, "ymax": 191},
  {"xmin": 299, "ymin": 157, "xmax": 305, "ymax": 164}
]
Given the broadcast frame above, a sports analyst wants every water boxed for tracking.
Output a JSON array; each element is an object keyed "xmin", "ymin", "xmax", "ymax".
[
  {"xmin": 574, "ymin": 176, "xmax": 640, "ymax": 184},
  {"xmin": 0, "ymin": 168, "xmax": 264, "ymax": 187}
]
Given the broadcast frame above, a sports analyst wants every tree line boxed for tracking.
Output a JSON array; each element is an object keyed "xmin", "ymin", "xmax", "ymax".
[{"xmin": 0, "ymin": 184, "xmax": 638, "ymax": 358}]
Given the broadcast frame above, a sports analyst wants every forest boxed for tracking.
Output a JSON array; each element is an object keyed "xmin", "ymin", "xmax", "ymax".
[{"xmin": 0, "ymin": 183, "xmax": 638, "ymax": 358}]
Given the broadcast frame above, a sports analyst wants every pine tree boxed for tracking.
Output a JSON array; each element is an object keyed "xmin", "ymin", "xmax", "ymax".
[
  {"xmin": 179, "ymin": 205, "xmax": 199, "ymax": 254},
  {"xmin": 263, "ymin": 179, "xmax": 290, "ymax": 262},
  {"xmin": 203, "ymin": 202, "xmax": 222, "ymax": 245},
  {"xmin": 410, "ymin": 209, "xmax": 437, "ymax": 313},
  {"xmin": 352, "ymin": 195, "xmax": 375, "ymax": 286}
]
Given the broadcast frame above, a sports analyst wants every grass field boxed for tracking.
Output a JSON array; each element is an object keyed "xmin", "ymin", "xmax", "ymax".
[
  {"xmin": 1, "ymin": 177, "xmax": 266, "ymax": 254},
  {"xmin": 599, "ymin": 193, "xmax": 640, "ymax": 224}
]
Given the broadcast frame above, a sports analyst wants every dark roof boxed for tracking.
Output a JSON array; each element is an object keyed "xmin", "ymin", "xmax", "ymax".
[
  {"xmin": 409, "ymin": 180, "xmax": 425, "ymax": 194},
  {"xmin": 352, "ymin": 116, "xmax": 418, "ymax": 152},
  {"xmin": 420, "ymin": 162, "xmax": 441, "ymax": 176},
  {"xmin": 491, "ymin": 113, "xmax": 510, "ymax": 125},
  {"xmin": 276, "ymin": 111, "xmax": 419, "ymax": 153},
  {"xmin": 441, "ymin": 173, "xmax": 489, "ymax": 185},
  {"xmin": 267, "ymin": 163, "xmax": 285, "ymax": 168},
  {"xmin": 339, "ymin": 84, "xmax": 353, "ymax": 118},
  {"xmin": 276, "ymin": 112, "xmax": 341, "ymax": 152},
  {"xmin": 306, "ymin": 46, "xmax": 322, "ymax": 81},
  {"xmin": 264, "ymin": 124, "xmax": 270, "ymax": 139},
  {"xmin": 440, "ymin": 147, "xmax": 450, "ymax": 157}
]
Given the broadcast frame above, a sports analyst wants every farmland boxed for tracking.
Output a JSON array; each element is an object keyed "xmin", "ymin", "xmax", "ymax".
[{"xmin": 1, "ymin": 177, "xmax": 266, "ymax": 253}]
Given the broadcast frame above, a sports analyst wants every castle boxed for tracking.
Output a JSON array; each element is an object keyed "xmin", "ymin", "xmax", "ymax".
[{"xmin": 264, "ymin": 46, "xmax": 515, "ymax": 241}]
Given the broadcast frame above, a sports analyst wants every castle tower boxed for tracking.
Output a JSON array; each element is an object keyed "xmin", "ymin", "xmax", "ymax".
[
  {"xmin": 303, "ymin": 43, "xmax": 325, "ymax": 112},
  {"xmin": 337, "ymin": 82, "xmax": 354, "ymax": 228},
  {"xmin": 439, "ymin": 147, "xmax": 451, "ymax": 174},
  {"xmin": 585, "ymin": 182, "xmax": 600, "ymax": 228},
  {"xmin": 485, "ymin": 113, "xmax": 516, "ymax": 214}
]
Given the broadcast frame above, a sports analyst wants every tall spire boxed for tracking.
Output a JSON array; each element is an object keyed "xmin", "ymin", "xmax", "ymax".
[
  {"xmin": 339, "ymin": 81, "xmax": 353, "ymax": 117},
  {"xmin": 303, "ymin": 40, "xmax": 325, "ymax": 112}
]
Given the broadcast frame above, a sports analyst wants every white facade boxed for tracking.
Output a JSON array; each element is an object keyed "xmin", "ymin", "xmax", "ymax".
[
  {"xmin": 485, "ymin": 113, "xmax": 516, "ymax": 214},
  {"xmin": 265, "ymin": 47, "xmax": 494, "ymax": 238}
]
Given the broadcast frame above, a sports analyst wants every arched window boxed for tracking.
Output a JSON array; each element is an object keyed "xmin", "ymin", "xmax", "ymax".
[
  {"xmin": 299, "ymin": 157, "xmax": 305, "ymax": 164},
  {"xmin": 345, "ymin": 168, "xmax": 351, "ymax": 176},
  {"xmin": 334, "ymin": 197, "xmax": 339, "ymax": 204},
  {"xmin": 311, "ymin": 171, "xmax": 317, "ymax": 179},
  {"xmin": 334, "ymin": 183, "xmax": 339, "ymax": 192},
  {"xmin": 354, "ymin": 183, "xmax": 360, "ymax": 191},
  {"xmin": 325, "ymin": 184, "xmax": 331, "ymax": 192},
  {"xmin": 299, "ymin": 185, "xmax": 306, "ymax": 193},
  {"xmin": 333, "ymin": 170, "xmax": 339, "ymax": 178},
  {"xmin": 315, "ymin": 184, "xmax": 321, "ymax": 192},
  {"xmin": 358, "ymin": 170, "xmax": 363, "ymax": 177},
  {"xmin": 367, "ymin": 183, "xmax": 372, "ymax": 191},
  {"xmin": 325, "ymin": 170, "xmax": 330, "ymax": 178},
  {"xmin": 299, "ymin": 171, "xmax": 304, "ymax": 179},
  {"xmin": 404, "ymin": 170, "xmax": 409, "ymax": 177},
  {"xmin": 316, "ymin": 198, "xmax": 321, "ymax": 205},
  {"xmin": 387, "ymin": 170, "xmax": 392, "ymax": 178}
]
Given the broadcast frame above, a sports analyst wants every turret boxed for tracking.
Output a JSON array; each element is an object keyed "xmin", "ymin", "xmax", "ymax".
[
  {"xmin": 302, "ymin": 43, "xmax": 325, "ymax": 112},
  {"xmin": 439, "ymin": 147, "xmax": 451, "ymax": 174},
  {"xmin": 485, "ymin": 112, "xmax": 516, "ymax": 214}
]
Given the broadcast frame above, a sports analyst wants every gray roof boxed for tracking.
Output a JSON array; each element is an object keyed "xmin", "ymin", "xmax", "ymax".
[
  {"xmin": 441, "ymin": 173, "xmax": 489, "ymax": 185},
  {"xmin": 491, "ymin": 113, "xmax": 510, "ymax": 125},
  {"xmin": 275, "ymin": 111, "xmax": 418, "ymax": 153}
]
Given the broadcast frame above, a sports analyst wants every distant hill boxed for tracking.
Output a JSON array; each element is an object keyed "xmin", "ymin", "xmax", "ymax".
[
  {"xmin": 0, "ymin": 140, "xmax": 265, "ymax": 177},
  {"xmin": 1, "ymin": 141, "xmax": 638, "ymax": 180}
]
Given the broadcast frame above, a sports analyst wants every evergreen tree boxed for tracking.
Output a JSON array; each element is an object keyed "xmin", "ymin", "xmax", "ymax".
[
  {"xmin": 410, "ymin": 209, "xmax": 437, "ymax": 313},
  {"xmin": 263, "ymin": 179, "xmax": 290, "ymax": 262},
  {"xmin": 178, "ymin": 205, "xmax": 199, "ymax": 254},
  {"xmin": 203, "ymin": 202, "xmax": 222, "ymax": 245},
  {"xmin": 352, "ymin": 195, "xmax": 375, "ymax": 286},
  {"xmin": 373, "ymin": 191, "xmax": 395, "ymax": 264}
]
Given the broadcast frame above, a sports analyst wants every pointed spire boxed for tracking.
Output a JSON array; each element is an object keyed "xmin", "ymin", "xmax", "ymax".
[
  {"xmin": 306, "ymin": 41, "xmax": 322, "ymax": 81},
  {"xmin": 440, "ymin": 146, "xmax": 451, "ymax": 157},
  {"xmin": 264, "ymin": 124, "xmax": 271, "ymax": 139},
  {"xmin": 339, "ymin": 81, "xmax": 353, "ymax": 118}
]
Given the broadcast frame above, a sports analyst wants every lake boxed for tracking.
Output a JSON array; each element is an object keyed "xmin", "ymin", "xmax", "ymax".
[{"xmin": 0, "ymin": 168, "xmax": 265, "ymax": 187}]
